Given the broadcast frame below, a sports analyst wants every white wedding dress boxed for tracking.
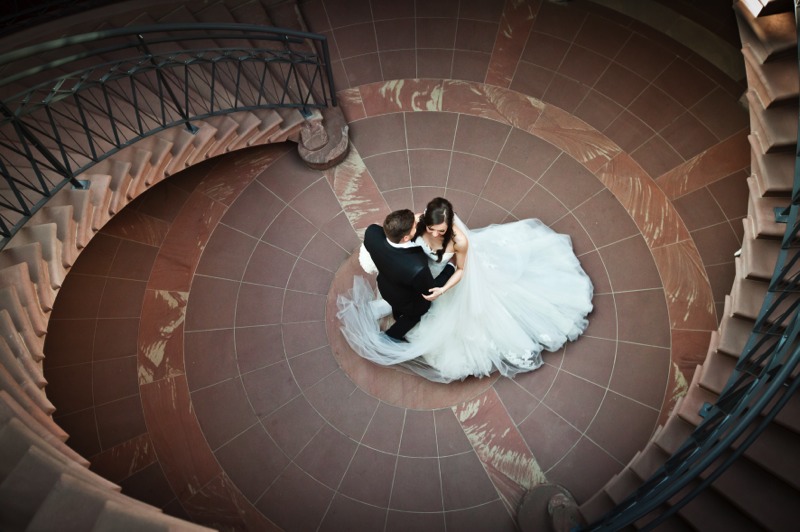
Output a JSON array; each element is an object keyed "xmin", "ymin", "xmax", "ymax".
[{"xmin": 337, "ymin": 217, "xmax": 594, "ymax": 382}]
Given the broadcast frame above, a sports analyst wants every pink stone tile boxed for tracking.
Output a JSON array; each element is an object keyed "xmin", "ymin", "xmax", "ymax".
[
  {"xmin": 336, "ymin": 88, "xmax": 367, "ymax": 122},
  {"xmin": 359, "ymin": 80, "xmax": 444, "ymax": 117},
  {"xmin": 294, "ymin": 423, "xmax": 358, "ymax": 489},
  {"xmin": 532, "ymin": 105, "xmax": 620, "ymax": 173},
  {"xmin": 148, "ymin": 193, "xmax": 227, "ymax": 292},
  {"xmin": 453, "ymin": 388, "xmax": 545, "ymax": 513},
  {"xmin": 327, "ymin": 147, "xmax": 391, "ymax": 235},
  {"xmin": 185, "ymin": 472, "xmax": 278, "ymax": 530},
  {"xmin": 442, "ymin": 81, "xmax": 543, "ymax": 127},
  {"xmin": 100, "ymin": 208, "xmax": 170, "ymax": 247},
  {"xmin": 89, "ymin": 433, "xmax": 157, "ymax": 484},
  {"xmin": 656, "ymin": 131, "xmax": 750, "ymax": 200},
  {"xmin": 485, "ymin": 0, "xmax": 537, "ymax": 88},
  {"xmin": 596, "ymin": 153, "xmax": 690, "ymax": 248},
  {"xmin": 195, "ymin": 144, "xmax": 286, "ymax": 206}
]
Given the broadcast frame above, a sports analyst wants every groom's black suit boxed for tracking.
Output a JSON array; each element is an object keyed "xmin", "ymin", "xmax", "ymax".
[{"xmin": 364, "ymin": 224, "xmax": 454, "ymax": 340}]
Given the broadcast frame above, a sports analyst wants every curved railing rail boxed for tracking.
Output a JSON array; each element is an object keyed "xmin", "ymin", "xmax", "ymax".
[
  {"xmin": 583, "ymin": 6, "xmax": 800, "ymax": 531},
  {"xmin": 0, "ymin": 23, "xmax": 336, "ymax": 248}
]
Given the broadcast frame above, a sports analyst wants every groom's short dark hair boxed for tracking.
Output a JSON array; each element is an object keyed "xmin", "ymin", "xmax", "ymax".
[{"xmin": 384, "ymin": 209, "xmax": 416, "ymax": 243}]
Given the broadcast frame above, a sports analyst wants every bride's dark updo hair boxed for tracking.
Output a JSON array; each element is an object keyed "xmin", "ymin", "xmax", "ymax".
[{"xmin": 417, "ymin": 197, "xmax": 455, "ymax": 263}]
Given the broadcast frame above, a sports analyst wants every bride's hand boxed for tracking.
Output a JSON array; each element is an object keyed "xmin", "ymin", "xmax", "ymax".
[{"xmin": 423, "ymin": 287, "xmax": 445, "ymax": 301}]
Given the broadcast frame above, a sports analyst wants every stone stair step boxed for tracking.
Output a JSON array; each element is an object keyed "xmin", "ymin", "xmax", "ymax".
[
  {"xmin": 7, "ymin": 223, "xmax": 67, "ymax": 290},
  {"xmin": 747, "ymin": 179, "xmax": 788, "ymax": 239},
  {"xmin": 768, "ymin": 386, "xmax": 800, "ymax": 434},
  {"xmin": 229, "ymin": 108, "xmax": 285, "ymax": 150},
  {"xmin": 82, "ymin": 159, "xmax": 133, "ymax": 215},
  {"xmin": 717, "ymin": 297, "xmax": 754, "ymax": 356},
  {"xmin": 749, "ymin": 134, "xmax": 794, "ymax": 197},
  {"xmin": 92, "ymin": 499, "xmax": 212, "ymax": 532},
  {"xmin": 578, "ymin": 489, "xmax": 616, "ymax": 524},
  {"xmin": 734, "ymin": 1, "xmax": 796, "ymax": 62},
  {"xmin": 77, "ymin": 174, "xmax": 114, "ymax": 232},
  {"xmin": 0, "ymin": 287, "xmax": 46, "ymax": 362},
  {"xmin": 675, "ymin": 366, "xmax": 719, "ymax": 427},
  {"xmin": 28, "ymin": 206, "xmax": 78, "ymax": 269},
  {"xmin": 0, "ymin": 264, "xmax": 48, "ymax": 338},
  {"xmin": 654, "ymin": 414, "xmax": 696, "ymax": 456},
  {"xmin": 746, "ymin": 89, "xmax": 798, "ymax": 153},
  {"xmin": 0, "ymin": 338, "xmax": 52, "ymax": 416},
  {"xmin": 740, "ymin": 217, "xmax": 784, "ymax": 281},
  {"xmin": 740, "ymin": 417, "xmax": 800, "ymax": 491},
  {"xmin": 0, "ymin": 303, "xmax": 47, "ymax": 387},
  {"xmin": 0, "ymin": 390, "xmax": 76, "ymax": 456},
  {"xmin": 697, "ymin": 342, "xmax": 737, "ymax": 394},
  {"xmin": 42, "ymin": 187, "xmax": 95, "ymax": 250},
  {"xmin": 739, "ymin": 0, "xmax": 794, "ymax": 18},
  {"xmin": 729, "ymin": 257, "xmax": 797, "ymax": 324},
  {"xmin": 160, "ymin": 124, "xmax": 219, "ymax": 175},
  {"xmin": 742, "ymin": 46, "xmax": 799, "ymax": 109},
  {"xmin": 0, "ymin": 242, "xmax": 55, "ymax": 310}
]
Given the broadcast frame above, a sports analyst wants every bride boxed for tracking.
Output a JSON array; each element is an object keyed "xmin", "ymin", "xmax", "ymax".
[{"xmin": 337, "ymin": 197, "xmax": 594, "ymax": 383}]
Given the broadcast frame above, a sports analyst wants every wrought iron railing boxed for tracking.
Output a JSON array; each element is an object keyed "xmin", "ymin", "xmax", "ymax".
[
  {"xmin": 583, "ymin": 6, "xmax": 800, "ymax": 531},
  {"xmin": 0, "ymin": 23, "xmax": 336, "ymax": 248}
]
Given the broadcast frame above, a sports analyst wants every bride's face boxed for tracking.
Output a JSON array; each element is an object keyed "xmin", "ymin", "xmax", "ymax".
[{"xmin": 426, "ymin": 222, "xmax": 447, "ymax": 238}]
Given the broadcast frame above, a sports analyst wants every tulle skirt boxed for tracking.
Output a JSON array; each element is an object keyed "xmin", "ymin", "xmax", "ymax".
[{"xmin": 337, "ymin": 219, "xmax": 594, "ymax": 382}]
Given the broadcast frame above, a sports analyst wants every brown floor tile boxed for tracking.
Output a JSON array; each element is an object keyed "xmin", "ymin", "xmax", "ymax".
[
  {"xmin": 301, "ymin": 231, "xmax": 352, "ymax": 272},
  {"xmin": 345, "ymin": 53, "xmax": 385, "ymax": 87},
  {"xmin": 305, "ymin": 370, "xmax": 379, "ymax": 440},
  {"xmin": 445, "ymin": 500, "xmax": 517, "ymax": 531},
  {"xmin": 518, "ymin": 403, "xmax": 581, "ymax": 472},
  {"xmin": 574, "ymin": 14, "xmax": 630, "ymax": 59},
  {"xmin": 282, "ymin": 290, "xmax": 326, "ymax": 322},
  {"xmin": 45, "ymin": 363, "xmax": 94, "ymax": 416},
  {"xmin": 581, "ymin": 293, "xmax": 617, "ymax": 341},
  {"xmin": 236, "ymin": 284, "xmax": 283, "ymax": 327},
  {"xmin": 287, "ymin": 259, "xmax": 334, "ymax": 295},
  {"xmin": 510, "ymin": 61, "xmax": 555, "ymax": 100},
  {"xmin": 263, "ymin": 395, "xmax": 325, "ymax": 458},
  {"xmin": 361, "ymin": 401, "xmax": 405, "ymax": 453},
  {"xmin": 629, "ymin": 85, "xmax": 685, "ymax": 134},
  {"xmin": 599, "ymin": 235, "xmax": 662, "ymax": 292},
  {"xmin": 602, "ymin": 110, "xmax": 654, "ymax": 154},
  {"xmin": 440, "ymin": 451, "xmax": 498, "ymax": 510},
  {"xmin": 417, "ymin": 49, "xmax": 454, "ymax": 79},
  {"xmin": 542, "ymin": 371, "xmax": 605, "ymax": 432},
  {"xmin": 107, "ymin": 240, "xmax": 159, "ymax": 281},
  {"xmin": 100, "ymin": 209, "xmax": 170, "ymax": 248},
  {"xmin": 242, "ymin": 242, "xmax": 297, "ymax": 288},
  {"xmin": 191, "ymin": 377, "xmax": 257, "ymax": 450},
  {"xmin": 295, "ymin": 423, "xmax": 358, "ymax": 489},
  {"xmin": 615, "ymin": 289, "xmax": 671, "ymax": 347},
  {"xmin": 221, "ymin": 181, "xmax": 285, "ymax": 239},
  {"xmin": 380, "ymin": 50, "xmax": 417, "ymax": 80},
  {"xmin": 131, "ymin": 182, "xmax": 191, "ymax": 224},
  {"xmin": 195, "ymin": 224, "xmax": 257, "ymax": 281},
  {"xmin": 511, "ymin": 183, "xmax": 569, "ymax": 226},
  {"xmin": 562, "ymin": 336, "xmax": 616, "ymax": 388},
  {"xmin": 242, "ymin": 361, "xmax": 301, "ymax": 419},
  {"xmin": 333, "ymin": 22, "xmax": 378, "ymax": 58},
  {"xmin": 319, "ymin": 495, "xmax": 388, "ymax": 531},
  {"xmin": 119, "ymin": 462, "xmax": 175, "ymax": 508},
  {"xmin": 55, "ymin": 408, "xmax": 101, "ymax": 457},
  {"xmin": 92, "ymin": 356, "xmax": 139, "ymax": 405},
  {"xmin": 705, "ymin": 262, "xmax": 736, "ymax": 303},
  {"xmin": 690, "ymin": 87, "xmax": 748, "ymax": 141},
  {"xmin": 586, "ymin": 391, "xmax": 659, "ymax": 464},
  {"xmin": 417, "ymin": 18, "xmax": 457, "ymax": 49},
  {"xmin": 390, "ymin": 456, "xmax": 443, "ymax": 511},
  {"xmin": 51, "ymin": 273, "xmax": 105, "ymax": 319},
  {"xmin": 573, "ymin": 90, "xmax": 624, "ymax": 133},
  {"xmin": 708, "ymin": 170, "xmax": 750, "ymax": 220},
  {"xmin": 452, "ymin": 50, "xmax": 491, "ymax": 82},
  {"xmin": 467, "ymin": 197, "xmax": 511, "ymax": 228},
  {"xmin": 533, "ymin": 0, "xmax": 586, "ymax": 41},
  {"xmin": 255, "ymin": 462, "xmax": 334, "ymax": 532},
  {"xmin": 214, "ymin": 423, "xmax": 289, "ymax": 503},
  {"xmin": 614, "ymin": 33, "xmax": 673, "ymax": 80},
  {"xmin": 406, "ymin": 112, "xmax": 458, "ymax": 150},
  {"xmin": 257, "ymin": 152, "xmax": 323, "ymax": 204},
  {"xmin": 89, "ymin": 433, "xmax": 157, "ymax": 484},
  {"xmin": 521, "ymin": 31, "xmax": 570, "ymax": 71},
  {"xmin": 609, "ymin": 342, "xmax": 670, "ymax": 409},
  {"xmin": 43, "ymin": 319, "xmax": 95, "ymax": 367},
  {"xmin": 661, "ymin": 111, "xmax": 718, "ymax": 160},
  {"xmin": 453, "ymin": 115, "xmax": 511, "ymax": 161},
  {"xmin": 409, "ymin": 149, "xmax": 451, "ymax": 188},
  {"xmin": 538, "ymin": 154, "xmax": 605, "ymax": 210},
  {"xmin": 185, "ymin": 276, "xmax": 239, "ymax": 330},
  {"xmin": 446, "ymin": 152, "xmax": 495, "ymax": 195},
  {"xmin": 386, "ymin": 511, "xmax": 446, "ymax": 532},
  {"xmin": 542, "ymin": 73, "xmax": 591, "ymax": 113},
  {"xmin": 455, "ymin": 19, "xmax": 498, "ymax": 54},
  {"xmin": 349, "ymin": 114, "xmax": 407, "ymax": 158},
  {"xmin": 235, "ymin": 324, "xmax": 284, "ymax": 374},
  {"xmin": 364, "ymin": 151, "xmax": 412, "ymax": 191},
  {"xmin": 593, "ymin": 63, "xmax": 649, "ymax": 108},
  {"xmin": 496, "ymin": 128, "xmax": 556, "ymax": 183},
  {"xmin": 98, "ymin": 278, "xmax": 147, "ymax": 319},
  {"xmin": 375, "ymin": 18, "xmax": 415, "ymax": 51},
  {"xmin": 68, "ymin": 234, "xmax": 118, "ymax": 276},
  {"xmin": 339, "ymin": 444, "xmax": 397, "ymax": 506},
  {"xmin": 321, "ymin": 211, "xmax": 361, "ymax": 253},
  {"xmin": 480, "ymin": 164, "xmax": 534, "ymax": 212},
  {"xmin": 513, "ymin": 361, "xmax": 559, "ymax": 400},
  {"xmin": 690, "ymin": 222, "xmax": 741, "ymax": 266},
  {"xmin": 546, "ymin": 436, "xmax": 622, "ymax": 504},
  {"xmin": 94, "ymin": 394, "xmax": 147, "ymax": 449},
  {"xmin": 573, "ymin": 189, "xmax": 640, "ymax": 248},
  {"xmin": 292, "ymin": 180, "xmax": 343, "ymax": 230},
  {"xmin": 559, "ymin": 44, "xmax": 610, "ymax": 86},
  {"xmin": 261, "ymin": 206, "xmax": 319, "ymax": 256},
  {"xmin": 493, "ymin": 377, "xmax": 539, "ymax": 425},
  {"xmin": 631, "ymin": 134, "xmax": 685, "ymax": 179},
  {"xmin": 288, "ymin": 346, "xmax": 338, "ymax": 390},
  {"xmin": 653, "ymin": 58, "xmax": 716, "ymax": 109},
  {"xmin": 433, "ymin": 408, "xmax": 473, "ymax": 456},
  {"xmin": 399, "ymin": 409, "xmax": 438, "ymax": 457},
  {"xmin": 673, "ymin": 187, "xmax": 728, "ymax": 231},
  {"xmin": 184, "ymin": 329, "xmax": 238, "ymax": 391},
  {"xmin": 576, "ymin": 250, "xmax": 611, "ymax": 295}
]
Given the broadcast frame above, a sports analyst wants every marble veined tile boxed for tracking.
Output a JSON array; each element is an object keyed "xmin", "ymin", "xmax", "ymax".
[
  {"xmin": 651, "ymin": 240, "xmax": 717, "ymax": 331},
  {"xmin": 89, "ymin": 433, "xmax": 157, "ymax": 484},
  {"xmin": 183, "ymin": 472, "xmax": 279, "ymax": 530},
  {"xmin": 198, "ymin": 143, "xmax": 290, "ymax": 206},
  {"xmin": 337, "ymin": 87, "xmax": 367, "ymax": 122},
  {"xmin": 453, "ymin": 388, "xmax": 546, "ymax": 515},
  {"xmin": 139, "ymin": 375, "xmax": 220, "ymax": 501},
  {"xmin": 598, "ymin": 153, "xmax": 691, "ymax": 248},
  {"xmin": 442, "ymin": 81, "xmax": 544, "ymax": 126},
  {"xmin": 324, "ymin": 146, "xmax": 389, "ymax": 238},
  {"xmin": 485, "ymin": 0, "xmax": 538, "ymax": 88},
  {"xmin": 360, "ymin": 79, "xmax": 444, "ymax": 116},
  {"xmin": 656, "ymin": 131, "xmax": 750, "ymax": 200},
  {"xmin": 532, "ymin": 103, "xmax": 621, "ymax": 173},
  {"xmin": 138, "ymin": 289, "xmax": 188, "ymax": 385}
]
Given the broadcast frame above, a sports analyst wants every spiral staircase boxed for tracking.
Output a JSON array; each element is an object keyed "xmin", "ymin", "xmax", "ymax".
[{"xmin": 0, "ymin": 0, "xmax": 798, "ymax": 530}]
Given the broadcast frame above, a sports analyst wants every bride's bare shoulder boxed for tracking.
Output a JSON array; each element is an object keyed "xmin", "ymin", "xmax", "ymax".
[{"xmin": 452, "ymin": 226, "xmax": 468, "ymax": 249}]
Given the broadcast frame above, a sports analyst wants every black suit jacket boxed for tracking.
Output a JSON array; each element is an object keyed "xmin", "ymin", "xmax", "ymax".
[{"xmin": 363, "ymin": 224, "xmax": 454, "ymax": 322}]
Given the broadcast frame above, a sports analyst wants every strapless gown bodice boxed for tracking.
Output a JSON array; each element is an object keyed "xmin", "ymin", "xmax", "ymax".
[{"xmin": 416, "ymin": 237, "xmax": 454, "ymax": 276}]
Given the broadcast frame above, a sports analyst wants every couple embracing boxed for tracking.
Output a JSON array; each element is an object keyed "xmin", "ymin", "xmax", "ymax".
[{"xmin": 338, "ymin": 197, "xmax": 594, "ymax": 383}]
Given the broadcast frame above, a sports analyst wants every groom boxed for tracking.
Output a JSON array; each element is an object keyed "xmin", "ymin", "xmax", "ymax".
[{"xmin": 364, "ymin": 209, "xmax": 455, "ymax": 341}]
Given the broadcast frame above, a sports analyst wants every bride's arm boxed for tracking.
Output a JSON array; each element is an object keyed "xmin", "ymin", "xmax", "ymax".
[{"xmin": 423, "ymin": 233, "xmax": 468, "ymax": 301}]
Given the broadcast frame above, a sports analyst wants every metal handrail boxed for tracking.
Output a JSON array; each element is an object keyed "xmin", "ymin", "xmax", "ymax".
[
  {"xmin": 582, "ymin": 5, "xmax": 800, "ymax": 530},
  {"xmin": 0, "ymin": 23, "xmax": 337, "ymax": 247}
]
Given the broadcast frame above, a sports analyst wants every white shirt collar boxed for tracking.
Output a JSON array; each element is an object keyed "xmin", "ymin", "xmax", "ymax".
[{"xmin": 387, "ymin": 238, "xmax": 420, "ymax": 249}]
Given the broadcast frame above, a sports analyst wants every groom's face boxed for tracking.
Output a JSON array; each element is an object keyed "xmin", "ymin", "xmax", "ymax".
[{"xmin": 402, "ymin": 223, "xmax": 417, "ymax": 242}]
